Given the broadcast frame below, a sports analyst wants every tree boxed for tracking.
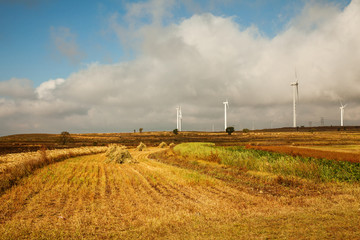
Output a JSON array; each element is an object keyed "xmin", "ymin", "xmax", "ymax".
[
  {"xmin": 59, "ymin": 131, "xmax": 72, "ymax": 145},
  {"xmin": 139, "ymin": 128, "xmax": 143, "ymax": 133},
  {"xmin": 226, "ymin": 127, "xmax": 235, "ymax": 135},
  {"xmin": 242, "ymin": 128, "xmax": 250, "ymax": 133},
  {"xmin": 173, "ymin": 129, "xmax": 178, "ymax": 135}
]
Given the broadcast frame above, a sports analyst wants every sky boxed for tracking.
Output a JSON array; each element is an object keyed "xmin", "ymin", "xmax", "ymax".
[{"xmin": 0, "ymin": 0, "xmax": 359, "ymax": 135}]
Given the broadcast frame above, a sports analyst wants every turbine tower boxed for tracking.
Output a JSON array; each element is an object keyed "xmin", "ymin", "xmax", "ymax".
[
  {"xmin": 176, "ymin": 106, "xmax": 182, "ymax": 131},
  {"xmin": 340, "ymin": 101, "xmax": 347, "ymax": 127},
  {"xmin": 176, "ymin": 106, "xmax": 180, "ymax": 130},
  {"xmin": 179, "ymin": 106, "xmax": 182, "ymax": 131},
  {"xmin": 291, "ymin": 71, "xmax": 299, "ymax": 128},
  {"xmin": 223, "ymin": 100, "xmax": 229, "ymax": 130}
]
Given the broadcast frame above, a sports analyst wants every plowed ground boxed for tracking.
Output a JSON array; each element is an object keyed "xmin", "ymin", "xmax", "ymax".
[{"xmin": 0, "ymin": 148, "xmax": 359, "ymax": 239}]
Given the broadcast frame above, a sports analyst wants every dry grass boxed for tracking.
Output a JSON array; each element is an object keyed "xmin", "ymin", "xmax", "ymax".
[
  {"xmin": 0, "ymin": 146, "xmax": 107, "ymax": 194},
  {"xmin": 0, "ymin": 147, "xmax": 359, "ymax": 239}
]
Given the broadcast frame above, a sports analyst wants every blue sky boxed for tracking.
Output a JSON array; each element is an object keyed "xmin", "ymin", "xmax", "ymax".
[
  {"xmin": 0, "ymin": 0, "xmax": 358, "ymax": 135},
  {"xmin": 2, "ymin": 0, "xmax": 347, "ymax": 86}
]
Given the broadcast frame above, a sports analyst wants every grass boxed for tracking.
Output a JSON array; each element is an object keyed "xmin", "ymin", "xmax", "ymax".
[
  {"xmin": 249, "ymin": 145, "xmax": 360, "ymax": 163},
  {"xmin": 173, "ymin": 142, "xmax": 360, "ymax": 182}
]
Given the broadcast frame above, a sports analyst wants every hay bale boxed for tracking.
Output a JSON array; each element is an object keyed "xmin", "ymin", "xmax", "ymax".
[
  {"xmin": 105, "ymin": 144, "xmax": 133, "ymax": 164},
  {"xmin": 136, "ymin": 142, "xmax": 147, "ymax": 151},
  {"xmin": 158, "ymin": 142, "xmax": 167, "ymax": 148}
]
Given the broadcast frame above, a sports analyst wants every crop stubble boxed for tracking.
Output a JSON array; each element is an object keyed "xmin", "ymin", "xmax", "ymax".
[
  {"xmin": 0, "ymin": 148, "xmax": 359, "ymax": 239},
  {"xmin": 0, "ymin": 148, "xmax": 259, "ymax": 239}
]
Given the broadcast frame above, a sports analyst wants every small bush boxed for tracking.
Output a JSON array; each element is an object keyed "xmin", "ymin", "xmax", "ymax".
[
  {"xmin": 59, "ymin": 131, "xmax": 73, "ymax": 145},
  {"xmin": 158, "ymin": 142, "xmax": 167, "ymax": 148},
  {"xmin": 243, "ymin": 128, "xmax": 250, "ymax": 133},
  {"xmin": 169, "ymin": 143, "xmax": 176, "ymax": 149},
  {"xmin": 173, "ymin": 129, "xmax": 178, "ymax": 135},
  {"xmin": 136, "ymin": 142, "xmax": 147, "ymax": 151}
]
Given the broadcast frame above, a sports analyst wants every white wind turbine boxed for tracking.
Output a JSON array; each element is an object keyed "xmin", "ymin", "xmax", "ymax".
[
  {"xmin": 179, "ymin": 106, "xmax": 182, "ymax": 131},
  {"xmin": 339, "ymin": 101, "xmax": 347, "ymax": 127},
  {"xmin": 176, "ymin": 106, "xmax": 182, "ymax": 131},
  {"xmin": 290, "ymin": 71, "xmax": 299, "ymax": 128},
  {"xmin": 223, "ymin": 100, "xmax": 229, "ymax": 130}
]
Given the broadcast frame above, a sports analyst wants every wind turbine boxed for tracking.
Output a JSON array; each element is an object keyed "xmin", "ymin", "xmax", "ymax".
[
  {"xmin": 179, "ymin": 106, "xmax": 182, "ymax": 131},
  {"xmin": 340, "ymin": 101, "xmax": 347, "ymax": 127},
  {"xmin": 176, "ymin": 106, "xmax": 180, "ymax": 130},
  {"xmin": 223, "ymin": 100, "xmax": 229, "ymax": 130},
  {"xmin": 290, "ymin": 71, "xmax": 299, "ymax": 128},
  {"xmin": 176, "ymin": 106, "xmax": 182, "ymax": 131}
]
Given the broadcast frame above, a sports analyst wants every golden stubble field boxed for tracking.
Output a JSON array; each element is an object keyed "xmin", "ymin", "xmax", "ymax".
[{"xmin": 0, "ymin": 145, "xmax": 359, "ymax": 239}]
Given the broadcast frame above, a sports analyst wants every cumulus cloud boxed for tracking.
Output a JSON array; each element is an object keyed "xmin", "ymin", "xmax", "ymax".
[
  {"xmin": 50, "ymin": 26, "xmax": 86, "ymax": 65},
  {"xmin": 1, "ymin": 0, "xmax": 360, "ymax": 135},
  {"xmin": 36, "ymin": 78, "xmax": 65, "ymax": 100}
]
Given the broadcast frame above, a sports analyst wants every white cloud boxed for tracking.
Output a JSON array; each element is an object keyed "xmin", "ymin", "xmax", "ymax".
[
  {"xmin": 36, "ymin": 78, "xmax": 65, "ymax": 99},
  {"xmin": 1, "ymin": 0, "xmax": 360, "ymax": 135}
]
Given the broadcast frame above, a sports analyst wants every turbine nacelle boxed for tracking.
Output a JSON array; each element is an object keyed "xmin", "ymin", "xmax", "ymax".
[{"xmin": 339, "ymin": 101, "xmax": 347, "ymax": 109}]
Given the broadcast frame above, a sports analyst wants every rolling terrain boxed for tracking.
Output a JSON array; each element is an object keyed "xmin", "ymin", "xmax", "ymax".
[
  {"xmin": 2, "ymin": 128, "xmax": 360, "ymax": 155},
  {"xmin": 1, "ymin": 146, "xmax": 359, "ymax": 239}
]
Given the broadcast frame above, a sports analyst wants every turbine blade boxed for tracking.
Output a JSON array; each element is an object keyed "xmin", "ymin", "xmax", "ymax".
[
  {"xmin": 296, "ymin": 85, "xmax": 299, "ymax": 102},
  {"xmin": 295, "ymin": 68, "xmax": 300, "ymax": 84}
]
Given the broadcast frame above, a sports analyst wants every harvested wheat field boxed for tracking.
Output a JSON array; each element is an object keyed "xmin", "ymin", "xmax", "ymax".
[{"xmin": 0, "ymin": 146, "xmax": 360, "ymax": 239}]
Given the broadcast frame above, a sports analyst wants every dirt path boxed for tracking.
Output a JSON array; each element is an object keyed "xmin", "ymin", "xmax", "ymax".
[{"xmin": 0, "ymin": 147, "xmax": 359, "ymax": 239}]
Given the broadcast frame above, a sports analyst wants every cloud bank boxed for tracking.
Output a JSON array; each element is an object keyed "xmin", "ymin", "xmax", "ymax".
[{"xmin": 1, "ymin": 0, "xmax": 360, "ymax": 135}]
